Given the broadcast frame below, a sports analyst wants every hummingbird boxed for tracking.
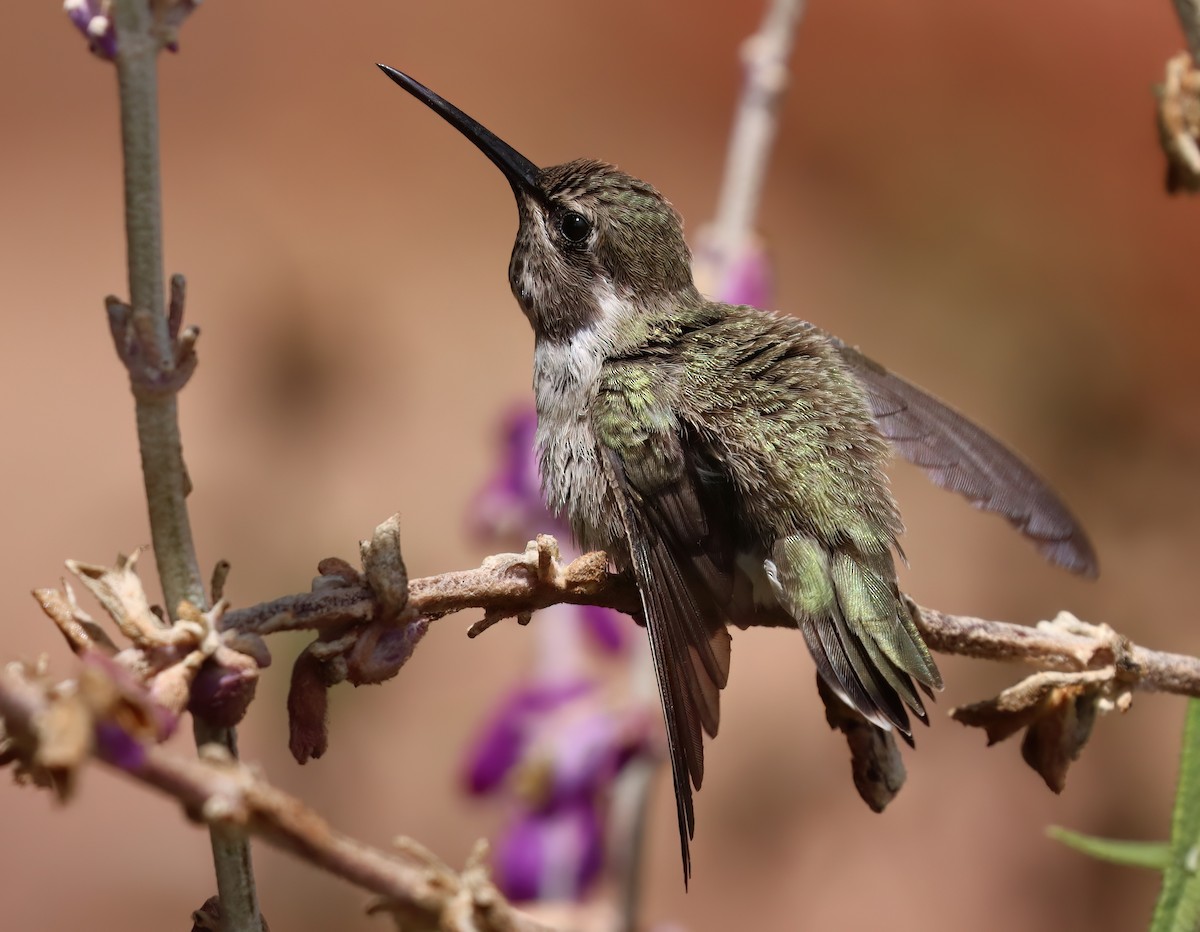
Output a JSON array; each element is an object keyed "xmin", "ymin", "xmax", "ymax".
[{"xmin": 377, "ymin": 64, "xmax": 1098, "ymax": 883}]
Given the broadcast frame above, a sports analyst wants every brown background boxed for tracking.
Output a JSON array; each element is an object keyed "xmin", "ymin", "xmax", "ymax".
[{"xmin": 2, "ymin": 1, "xmax": 1199, "ymax": 929}]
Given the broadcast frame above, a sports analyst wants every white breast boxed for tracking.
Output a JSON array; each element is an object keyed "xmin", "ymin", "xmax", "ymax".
[
  {"xmin": 534, "ymin": 329, "xmax": 605, "ymax": 513},
  {"xmin": 533, "ymin": 285, "xmax": 636, "ymax": 541}
]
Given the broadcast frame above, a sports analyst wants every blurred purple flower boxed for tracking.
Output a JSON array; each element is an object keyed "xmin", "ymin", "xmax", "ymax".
[
  {"xmin": 547, "ymin": 703, "xmax": 626, "ymax": 800},
  {"xmin": 94, "ymin": 721, "xmax": 146, "ymax": 770},
  {"xmin": 718, "ymin": 238, "xmax": 773, "ymax": 308},
  {"xmin": 462, "ymin": 675, "xmax": 649, "ymax": 901},
  {"xmin": 576, "ymin": 603, "xmax": 626, "ymax": 654},
  {"xmin": 496, "ymin": 801, "xmax": 604, "ymax": 902},
  {"xmin": 64, "ymin": 0, "xmax": 203, "ymax": 58},
  {"xmin": 77, "ymin": 651, "xmax": 178, "ymax": 773},
  {"xmin": 692, "ymin": 234, "xmax": 774, "ymax": 309},
  {"xmin": 470, "ymin": 407, "xmax": 554, "ymax": 542},
  {"xmin": 64, "ymin": 0, "xmax": 117, "ymax": 60},
  {"xmin": 464, "ymin": 678, "xmax": 594, "ymax": 795}
]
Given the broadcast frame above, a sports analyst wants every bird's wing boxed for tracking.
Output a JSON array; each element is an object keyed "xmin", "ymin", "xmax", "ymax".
[
  {"xmin": 594, "ymin": 367, "xmax": 734, "ymax": 886},
  {"xmin": 831, "ymin": 339, "xmax": 1098, "ymax": 577}
]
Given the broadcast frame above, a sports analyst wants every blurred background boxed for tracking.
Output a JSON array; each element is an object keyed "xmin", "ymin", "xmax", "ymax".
[{"xmin": 2, "ymin": 1, "xmax": 1199, "ymax": 929}]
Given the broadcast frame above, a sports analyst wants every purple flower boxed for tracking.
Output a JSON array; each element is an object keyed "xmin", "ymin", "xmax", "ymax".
[
  {"xmin": 64, "ymin": 0, "xmax": 203, "ymax": 58},
  {"xmin": 64, "ymin": 0, "xmax": 117, "ymax": 59},
  {"xmin": 94, "ymin": 721, "xmax": 146, "ymax": 771},
  {"xmin": 470, "ymin": 407, "xmax": 555, "ymax": 543},
  {"xmin": 462, "ymin": 676, "xmax": 650, "ymax": 902},
  {"xmin": 495, "ymin": 801, "xmax": 604, "ymax": 901},
  {"xmin": 717, "ymin": 238, "xmax": 773, "ymax": 308},
  {"xmin": 577, "ymin": 603, "xmax": 626, "ymax": 654},
  {"xmin": 463, "ymin": 679, "xmax": 594, "ymax": 796},
  {"xmin": 692, "ymin": 234, "xmax": 774, "ymax": 308}
]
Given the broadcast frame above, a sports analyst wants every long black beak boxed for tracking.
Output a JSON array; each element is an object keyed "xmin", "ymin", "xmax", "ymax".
[{"xmin": 377, "ymin": 64, "xmax": 542, "ymax": 199}]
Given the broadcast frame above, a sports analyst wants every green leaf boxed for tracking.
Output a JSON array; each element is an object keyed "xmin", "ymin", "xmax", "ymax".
[
  {"xmin": 1046, "ymin": 826, "xmax": 1169, "ymax": 870},
  {"xmin": 1152, "ymin": 699, "xmax": 1200, "ymax": 932}
]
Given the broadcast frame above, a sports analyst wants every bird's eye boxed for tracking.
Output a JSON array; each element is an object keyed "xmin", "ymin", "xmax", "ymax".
[{"xmin": 559, "ymin": 211, "xmax": 591, "ymax": 244}]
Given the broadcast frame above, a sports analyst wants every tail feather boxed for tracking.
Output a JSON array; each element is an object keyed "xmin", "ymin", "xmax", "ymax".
[
  {"xmin": 769, "ymin": 535, "xmax": 940, "ymax": 733},
  {"xmin": 831, "ymin": 548, "xmax": 942, "ymax": 691},
  {"xmin": 858, "ymin": 634, "xmax": 928, "ymax": 724}
]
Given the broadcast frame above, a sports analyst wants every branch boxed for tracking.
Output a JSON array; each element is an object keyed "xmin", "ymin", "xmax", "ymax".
[
  {"xmin": 916, "ymin": 606, "xmax": 1195, "ymax": 692},
  {"xmin": 0, "ymin": 669, "xmax": 555, "ymax": 932},
  {"xmin": 111, "ymin": 0, "xmax": 204, "ymax": 615},
  {"xmin": 108, "ymin": 0, "xmax": 258, "ymax": 925},
  {"xmin": 698, "ymin": 0, "xmax": 807, "ymax": 295},
  {"xmin": 34, "ymin": 526, "xmax": 1200, "ymax": 843},
  {"xmin": 223, "ymin": 537, "xmax": 638, "ymax": 640},
  {"xmin": 221, "ymin": 535, "xmax": 1200, "ymax": 699},
  {"xmin": 232, "ymin": 531, "xmax": 1200, "ymax": 799}
]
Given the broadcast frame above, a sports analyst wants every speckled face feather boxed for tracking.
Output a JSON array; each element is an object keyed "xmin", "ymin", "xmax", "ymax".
[{"xmin": 509, "ymin": 160, "xmax": 698, "ymax": 344}]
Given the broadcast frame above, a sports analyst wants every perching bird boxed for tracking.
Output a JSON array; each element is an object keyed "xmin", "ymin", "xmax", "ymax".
[{"xmin": 377, "ymin": 64, "xmax": 1097, "ymax": 883}]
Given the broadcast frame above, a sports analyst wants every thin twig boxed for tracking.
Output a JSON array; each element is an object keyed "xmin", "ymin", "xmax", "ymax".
[
  {"xmin": 704, "ymin": 0, "xmax": 807, "ymax": 293},
  {"xmin": 109, "ymin": 1, "xmax": 260, "ymax": 926},
  {"xmin": 224, "ymin": 543, "xmax": 637, "ymax": 638},
  {"xmin": 112, "ymin": 0, "xmax": 203, "ymax": 615}
]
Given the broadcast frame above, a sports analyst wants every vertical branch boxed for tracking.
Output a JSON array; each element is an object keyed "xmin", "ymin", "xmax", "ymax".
[
  {"xmin": 112, "ymin": 0, "xmax": 203, "ymax": 614},
  {"xmin": 611, "ymin": 756, "xmax": 655, "ymax": 932},
  {"xmin": 109, "ymin": 1, "xmax": 261, "ymax": 928},
  {"xmin": 199, "ymin": 724, "xmax": 263, "ymax": 928},
  {"xmin": 705, "ymin": 0, "xmax": 807, "ymax": 293}
]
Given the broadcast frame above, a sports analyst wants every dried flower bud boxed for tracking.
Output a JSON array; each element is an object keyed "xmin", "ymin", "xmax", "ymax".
[
  {"xmin": 346, "ymin": 618, "xmax": 428, "ymax": 686},
  {"xmin": 80, "ymin": 651, "xmax": 177, "ymax": 746},
  {"xmin": 287, "ymin": 646, "xmax": 333, "ymax": 764},
  {"xmin": 187, "ymin": 649, "xmax": 259, "ymax": 728},
  {"xmin": 817, "ymin": 674, "xmax": 906, "ymax": 811},
  {"xmin": 360, "ymin": 515, "xmax": 409, "ymax": 622},
  {"xmin": 952, "ymin": 669, "xmax": 1126, "ymax": 793}
]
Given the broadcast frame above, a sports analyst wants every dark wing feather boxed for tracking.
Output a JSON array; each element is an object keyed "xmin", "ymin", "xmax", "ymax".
[
  {"xmin": 597, "ymin": 428, "xmax": 734, "ymax": 887},
  {"xmin": 832, "ymin": 340, "xmax": 1098, "ymax": 577}
]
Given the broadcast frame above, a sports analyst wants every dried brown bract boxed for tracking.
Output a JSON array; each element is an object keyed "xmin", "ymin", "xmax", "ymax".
[{"xmin": 1158, "ymin": 51, "xmax": 1200, "ymax": 193}]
